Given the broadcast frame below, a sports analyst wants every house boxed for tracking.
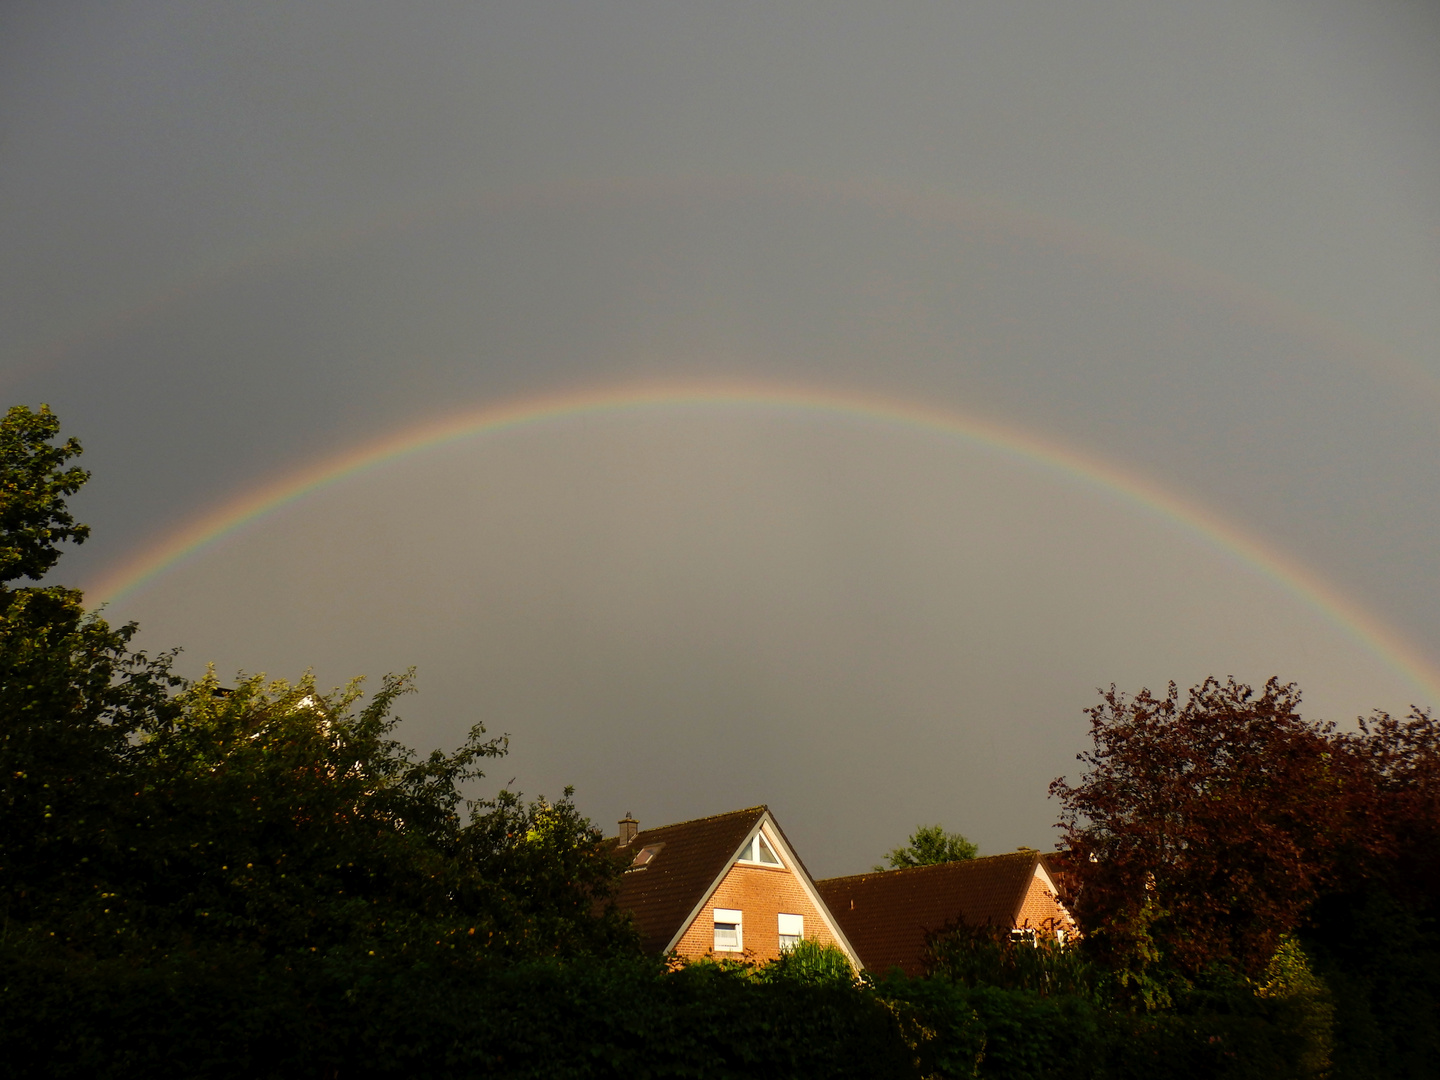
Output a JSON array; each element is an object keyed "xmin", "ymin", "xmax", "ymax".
[
  {"xmin": 610, "ymin": 806, "xmax": 860, "ymax": 966},
  {"xmin": 815, "ymin": 851, "xmax": 1077, "ymax": 977}
]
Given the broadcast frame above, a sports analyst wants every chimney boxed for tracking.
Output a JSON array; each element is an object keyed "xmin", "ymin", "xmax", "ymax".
[{"xmin": 617, "ymin": 812, "xmax": 638, "ymax": 847}]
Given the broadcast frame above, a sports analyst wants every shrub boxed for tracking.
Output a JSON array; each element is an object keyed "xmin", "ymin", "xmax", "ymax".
[{"xmin": 925, "ymin": 918, "xmax": 1095, "ymax": 998}]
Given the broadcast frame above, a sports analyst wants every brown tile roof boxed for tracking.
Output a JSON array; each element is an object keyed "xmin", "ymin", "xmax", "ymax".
[
  {"xmin": 611, "ymin": 806, "xmax": 768, "ymax": 955},
  {"xmin": 815, "ymin": 852, "xmax": 1046, "ymax": 976}
]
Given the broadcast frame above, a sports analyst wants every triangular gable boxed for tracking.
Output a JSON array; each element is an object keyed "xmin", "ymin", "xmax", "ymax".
[
  {"xmin": 660, "ymin": 809, "xmax": 861, "ymax": 967},
  {"xmin": 1016, "ymin": 856, "xmax": 1078, "ymax": 937},
  {"xmin": 612, "ymin": 807, "xmax": 767, "ymax": 955},
  {"xmin": 1033, "ymin": 857, "xmax": 1060, "ymax": 900}
]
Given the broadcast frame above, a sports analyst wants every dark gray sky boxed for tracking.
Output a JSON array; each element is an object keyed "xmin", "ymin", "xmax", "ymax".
[{"xmin": 3, "ymin": 1, "xmax": 1438, "ymax": 875}]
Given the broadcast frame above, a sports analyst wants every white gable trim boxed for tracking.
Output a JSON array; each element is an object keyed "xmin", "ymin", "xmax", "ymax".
[
  {"xmin": 1031, "ymin": 857, "xmax": 1078, "ymax": 929},
  {"xmin": 661, "ymin": 811, "xmax": 862, "ymax": 968},
  {"xmin": 1034, "ymin": 859, "xmax": 1059, "ymax": 896},
  {"xmin": 661, "ymin": 817, "xmax": 768, "ymax": 956},
  {"xmin": 762, "ymin": 815, "xmax": 863, "ymax": 968}
]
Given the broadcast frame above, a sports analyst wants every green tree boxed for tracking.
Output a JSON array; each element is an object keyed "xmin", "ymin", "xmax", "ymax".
[
  {"xmin": 0, "ymin": 404, "xmax": 634, "ymax": 963},
  {"xmin": 876, "ymin": 824, "xmax": 978, "ymax": 871},
  {"xmin": 92, "ymin": 668, "xmax": 635, "ymax": 960},
  {"xmin": 0, "ymin": 406, "xmax": 181, "ymax": 930},
  {"xmin": 0, "ymin": 404, "xmax": 90, "ymax": 583}
]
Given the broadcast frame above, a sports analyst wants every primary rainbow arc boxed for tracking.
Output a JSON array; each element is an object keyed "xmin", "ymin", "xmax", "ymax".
[{"xmin": 88, "ymin": 380, "xmax": 1440, "ymax": 704}]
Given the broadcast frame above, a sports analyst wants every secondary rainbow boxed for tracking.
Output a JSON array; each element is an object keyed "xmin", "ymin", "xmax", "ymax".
[
  {"xmin": 17, "ymin": 174, "xmax": 1440, "ymax": 413},
  {"xmin": 88, "ymin": 380, "xmax": 1440, "ymax": 703}
]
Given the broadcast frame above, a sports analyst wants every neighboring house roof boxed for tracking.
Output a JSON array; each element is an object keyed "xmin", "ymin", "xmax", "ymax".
[
  {"xmin": 816, "ymin": 851, "xmax": 1070, "ymax": 976},
  {"xmin": 610, "ymin": 805, "xmax": 859, "ymax": 964}
]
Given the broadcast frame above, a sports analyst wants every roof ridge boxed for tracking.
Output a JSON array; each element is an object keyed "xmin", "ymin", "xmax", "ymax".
[
  {"xmin": 633, "ymin": 804, "xmax": 768, "ymax": 834},
  {"xmin": 816, "ymin": 850, "xmax": 1039, "ymax": 885}
]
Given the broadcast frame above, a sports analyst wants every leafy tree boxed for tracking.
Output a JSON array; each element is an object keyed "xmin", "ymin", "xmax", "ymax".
[
  {"xmin": 0, "ymin": 404, "xmax": 90, "ymax": 583},
  {"xmin": 1049, "ymin": 677, "xmax": 1371, "ymax": 985},
  {"xmin": 0, "ymin": 406, "xmax": 181, "ymax": 929},
  {"xmin": 1050, "ymin": 674, "xmax": 1440, "ymax": 1071},
  {"xmin": 68, "ymin": 667, "xmax": 635, "ymax": 961},
  {"xmin": 924, "ymin": 917, "xmax": 1094, "ymax": 997},
  {"xmin": 1302, "ymin": 706, "xmax": 1440, "ymax": 1077},
  {"xmin": 875, "ymin": 824, "xmax": 978, "ymax": 871},
  {"xmin": 0, "ymin": 404, "xmax": 634, "ymax": 963},
  {"xmin": 1341, "ymin": 705, "xmax": 1440, "ymax": 895}
]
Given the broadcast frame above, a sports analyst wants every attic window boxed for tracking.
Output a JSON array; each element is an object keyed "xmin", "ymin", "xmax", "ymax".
[
  {"xmin": 737, "ymin": 832, "xmax": 782, "ymax": 866},
  {"xmin": 629, "ymin": 845, "xmax": 662, "ymax": 869}
]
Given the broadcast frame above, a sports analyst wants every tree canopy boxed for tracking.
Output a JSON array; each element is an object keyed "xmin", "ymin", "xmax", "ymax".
[
  {"xmin": 0, "ymin": 404, "xmax": 635, "ymax": 964},
  {"xmin": 0, "ymin": 404, "xmax": 90, "ymax": 583},
  {"xmin": 1050, "ymin": 676, "xmax": 1440, "ymax": 992},
  {"xmin": 876, "ymin": 824, "xmax": 979, "ymax": 871},
  {"xmin": 0, "ymin": 407, "xmax": 183, "ymax": 932}
]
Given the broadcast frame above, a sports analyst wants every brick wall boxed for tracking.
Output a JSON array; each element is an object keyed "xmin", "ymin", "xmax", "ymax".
[
  {"xmin": 672, "ymin": 862, "xmax": 843, "ymax": 962},
  {"xmin": 1015, "ymin": 869, "xmax": 1079, "ymax": 938}
]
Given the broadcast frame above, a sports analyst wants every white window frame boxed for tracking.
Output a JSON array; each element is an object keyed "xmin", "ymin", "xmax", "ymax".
[
  {"xmin": 778, "ymin": 913, "xmax": 803, "ymax": 951},
  {"xmin": 713, "ymin": 908, "xmax": 743, "ymax": 952},
  {"xmin": 735, "ymin": 828, "xmax": 784, "ymax": 868}
]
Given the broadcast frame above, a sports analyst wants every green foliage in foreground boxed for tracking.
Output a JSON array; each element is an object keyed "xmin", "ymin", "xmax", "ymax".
[
  {"xmin": 5, "ymin": 667, "xmax": 636, "ymax": 964},
  {"xmin": 1301, "ymin": 885, "xmax": 1440, "ymax": 1080},
  {"xmin": 0, "ymin": 942, "xmax": 1343, "ymax": 1080},
  {"xmin": 926, "ymin": 918, "xmax": 1097, "ymax": 998},
  {"xmin": 0, "ymin": 931, "xmax": 1340, "ymax": 1080}
]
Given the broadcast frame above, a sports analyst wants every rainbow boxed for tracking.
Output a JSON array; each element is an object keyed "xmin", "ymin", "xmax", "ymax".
[
  {"xmin": 88, "ymin": 380, "xmax": 1440, "ymax": 703},
  {"xmin": 14, "ymin": 174, "xmax": 1440, "ymax": 413}
]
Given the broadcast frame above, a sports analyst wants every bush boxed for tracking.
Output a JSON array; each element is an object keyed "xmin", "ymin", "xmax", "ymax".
[
  {"xmin": 0, "ymin": 945, "xmax": 917, "ymax": 1079},
  {"xmin": 0, "ymin": 939, "xmax": 1347, "ymax": 1080},
  {"xmin": 925, "ymin": 919, "xmax": 1095, "ymax": 998}
]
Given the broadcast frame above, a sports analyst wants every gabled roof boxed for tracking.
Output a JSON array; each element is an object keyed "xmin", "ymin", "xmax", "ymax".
[
  {"xmin": 611, "ymin": 806, "xmax": 770, "ymax": 955},
  {"xmin": 815, "ymin": 851, "xmax": 1060, "ymax": 976}
]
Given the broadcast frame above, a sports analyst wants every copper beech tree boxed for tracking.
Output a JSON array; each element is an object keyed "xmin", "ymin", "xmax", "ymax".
[
  {"xmin": 1341, "ymin": 705, "xmax": 1440, "ymax": 901},
  {"xmin": 1049, "ymin": 677, "xmax": 1386, "ymax": 984}
]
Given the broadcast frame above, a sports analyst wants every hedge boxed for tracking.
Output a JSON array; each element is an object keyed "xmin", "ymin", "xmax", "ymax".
[{"xmin": 0, "ymin": 947, "xmax": 1327, "ymax": 1079}]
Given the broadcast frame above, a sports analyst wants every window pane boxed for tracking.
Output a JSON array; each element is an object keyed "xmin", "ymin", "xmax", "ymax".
[
  {"xmin": 778, "ymin": 913, "xmax": 803, "ymax": 938},
  {"xmin": 714, "ymin": 908, "xmax": 742, "ymax": 951},
  {"xmin": 757, "ymin": 835, "xmax": 781, "ymax": 864},
  {"xmin": 737, "ymin": 839, "xmax": 754, "ymax": 862},
  {"xmin": 779, "ymin": 934, "xmax": 800, "ymax": 951}
]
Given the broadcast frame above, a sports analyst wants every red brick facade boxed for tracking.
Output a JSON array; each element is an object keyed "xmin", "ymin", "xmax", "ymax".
[
  {"xmin": 610, "ymin": 807, "xmax": 858, "ymax": 967},
  {"xmin": 671, "ymin": 860, "xmax": 844, "ymax": 962},
  {"xmin": 1015, "ymin": 866, "xmax": 1077, "ymax": 939}
]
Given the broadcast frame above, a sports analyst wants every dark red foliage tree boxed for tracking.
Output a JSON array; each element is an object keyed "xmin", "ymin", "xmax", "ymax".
[
  {"xmin": 1050, "ymin": 677, "xmax": 1376, "ymax": 982},
  {"xmin": 1340, "ymin": 706, "xmax": 1440, "ymax": 899}
]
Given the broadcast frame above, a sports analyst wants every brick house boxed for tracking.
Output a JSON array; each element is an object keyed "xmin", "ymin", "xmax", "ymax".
[
  {"xmin": 815, "ymin": 851, "xmax": 1077, "ymax": 976},
  {"xmin": 610, "ymin": 806, "xmax": 860, "ymax": 966}
]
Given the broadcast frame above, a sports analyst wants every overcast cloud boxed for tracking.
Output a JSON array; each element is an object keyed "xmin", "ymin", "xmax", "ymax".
[{"xmin": 2, "ymin": 1, "xmax": 1438, "ymax": 874}]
